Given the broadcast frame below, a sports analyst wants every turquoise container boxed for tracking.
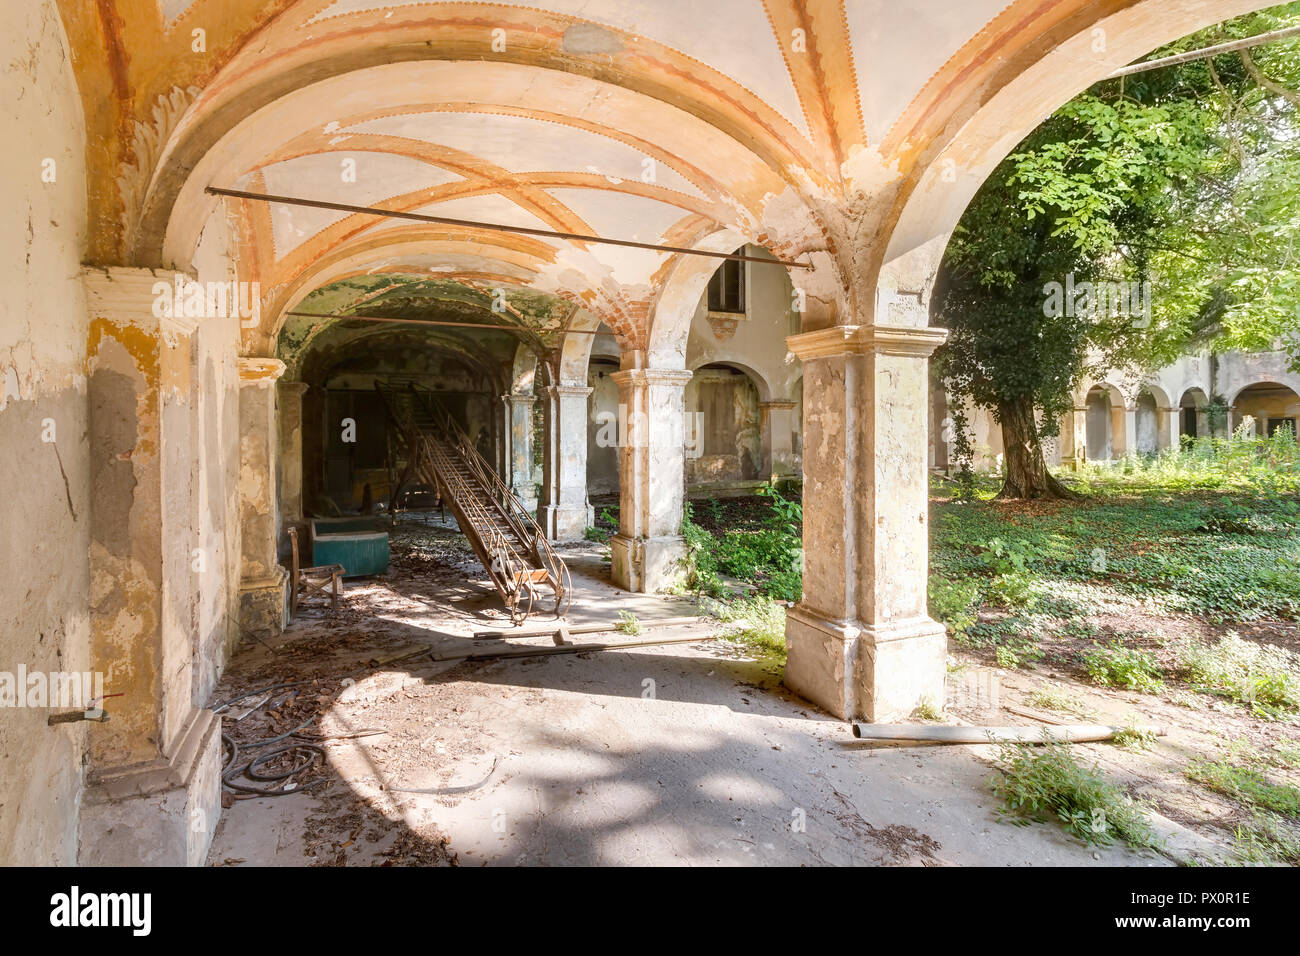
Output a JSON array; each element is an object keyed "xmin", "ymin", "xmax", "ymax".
[{"xmin": 310, "ymin": 518, "xmax": 389, "ymax": 577}]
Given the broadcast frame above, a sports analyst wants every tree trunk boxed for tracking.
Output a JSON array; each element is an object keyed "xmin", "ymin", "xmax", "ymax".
[{"xmin": 997, "ymin": 396, "xmax": 1078, "ymax": 500}]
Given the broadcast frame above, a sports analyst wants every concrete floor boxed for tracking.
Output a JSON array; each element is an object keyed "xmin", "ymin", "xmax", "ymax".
[{"xmin": 207, "ymin": 527, "xmax": 1169, "ymax": 867}]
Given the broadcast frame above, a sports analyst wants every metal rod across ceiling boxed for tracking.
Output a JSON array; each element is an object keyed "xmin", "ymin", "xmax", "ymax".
[
  {"xmin": 284, "ymin": 310, "xmax": 606, "ymax": 335},
  {"xmin": 206, "ymin": 185, "xmax": 812, "ymax": 270}
]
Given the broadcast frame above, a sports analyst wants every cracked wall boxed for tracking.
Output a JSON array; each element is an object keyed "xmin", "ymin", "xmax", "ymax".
[{"xmin": 0, "ymin": 0, "xmax": 91, "ymax": 865}]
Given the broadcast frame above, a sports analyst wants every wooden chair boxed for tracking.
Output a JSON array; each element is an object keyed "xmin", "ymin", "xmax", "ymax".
[{"xmin": 288, "ymin": 527, "xmax": 346, "ymax": 617}]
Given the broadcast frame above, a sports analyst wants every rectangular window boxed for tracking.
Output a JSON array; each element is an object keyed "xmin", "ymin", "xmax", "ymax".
[{"xmin": 706, "ymin": 254, "xmax": 746, "ymax": 314}]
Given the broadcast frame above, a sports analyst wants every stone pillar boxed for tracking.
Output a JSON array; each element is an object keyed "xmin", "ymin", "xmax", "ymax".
[
  {"xmin": 238, "ymin": 358, "xmax": 288, "ymax": 638},
  {"xmin": 760, "ymin": 400, "xmax": 797, "ymax": 480},
  {"xmin": 80, "ymin": 266, "xmax": 221, "ymax": 866},
  {"xmin": 1119, "ymin": 405, "xmax": 1138, "ymax": 458},
  {"xmin": 1069, "ymin": 406, "xmax": 1088, "ymax": 466},
  {"xmin": 609, "ymin": 368, "xmax": 692, "ymax": 593},
  {"xmin": 1157, "ymin": 406, "xmax": 1180, "ymax": 452},
  {"xmin": 278, "ymin": 381, "xmax": 308, "ymax": 524},
  {"xmin": 539, "ymin": 384, "xmax": 593, "ymax": 540},
  {"xmin": 507, "ymin": 393, "xmax": 538, "ymax": 512},
  {"xmin": 784, "ymin": 324, "xmax": 948, "ymax": 722}
]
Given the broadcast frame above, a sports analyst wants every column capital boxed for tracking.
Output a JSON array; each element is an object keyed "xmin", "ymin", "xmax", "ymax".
[
  {"xmin": 760, "ymin": 400, "xmax": 796, "ymax": 410},
  {"xmin": 542, "ymin": 383, "xmax": 593, "ymax": 398},
  {"xmin": 82, "ymin": 265, "xmax": 200, "ymax": 335},
  {"xmin": 609, "ymin": 368, "xmax": 693, "ymax": 388},
  {"xmin": 505, "ymin": 392, "xmax": 538, "ymax": 405},
  {"xmin": 238, "ymin": 357, "xmax": 286, "ymax": 384},
  {"xmin": 278, "ymin": 380, "xmax": 310, "ymax": 397},
  {"xmin": 786, "ymin": 324, "xmax": 948, "ymax": 361}
]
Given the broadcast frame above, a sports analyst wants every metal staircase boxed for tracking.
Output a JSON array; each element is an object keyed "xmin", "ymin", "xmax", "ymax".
[{"xmin": 377, "ymin": 382, "xmax": 570, "ymax": 623}]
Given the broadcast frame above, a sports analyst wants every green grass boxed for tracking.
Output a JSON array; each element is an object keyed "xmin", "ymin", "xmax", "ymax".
[
  {"xmin": 1176, "ymin": 632, "xmax": 1300, "ymax": 718},
  {"xmin": 931, "ymin": 455, "xmax": 1300, "ymax": 625},
  {"xmin": 1081, "ymin": 640, "xmax": 1166, "ymax": 692},
  {"xmin": 615, "ymin": 610, "xmax": 642, "ymax": 636},
  {"xmin": 992, "ymin": 741, "xmax": 1160, "ymax": 849},
  {"xmin": 1185, "ymin": 758, "xmax": 1300, "ymax": 817},
  {"xmin": 1027, "ymin": 684, "xmax": 1089, "ymax": 715},
  {"xmin": 703, "ymin": 595, "xmax": 787, "ymax": 664}
]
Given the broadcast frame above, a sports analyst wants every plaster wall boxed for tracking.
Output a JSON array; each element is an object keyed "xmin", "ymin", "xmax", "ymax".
[{"xmin": 0, "ymin": 0, "xmax": 91, "ymax": 865}]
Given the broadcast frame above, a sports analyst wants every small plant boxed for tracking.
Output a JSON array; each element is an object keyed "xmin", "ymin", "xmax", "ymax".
[
  {"xmin": 1185, "ymin": 758, "xmax": 1300, "ymax": 817},
  {"xmin": 1028, "ymin": 685, "xmax": 1088, "ymax": 715},
  {"xmin": 615, "ymin": 610, "xmax": 642, "ymax": 636},
  {"xmin": 1176, "ymin": 633, "xmax": 1300, "ymax": 718},
  {"xmin": 992, "ymin": 740, "xmax": 1159, "ymax": 849},
  {"xmin": 1109, "ymin": 721, "xmax": 1158, "ymax": 750},
  {"xmin": 704, "ymin": 595, "xmax": 786, "ymax": 664},
  {"xmin": 1232, "ymin": 813, "xmax": 1300, "ymax": 866},
  {"xmin": 1081, "ymin": 640, "xmax": 1165, "ymax": 692},
  {"xmin": 929, "ymin": 575, "xmax": 979, "ymax": 638},
  {"xmin": 583, "ymin": 525, "xmax": 612, "ymax": 543},
  {"xmin": 913, "ymin": 698, "xmax": 945, "ymax": 720}
]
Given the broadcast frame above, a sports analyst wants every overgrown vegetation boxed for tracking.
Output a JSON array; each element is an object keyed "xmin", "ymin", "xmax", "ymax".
[
  {"xmin": 992, "ymin": 741, "xmax": 1160, "ymax": 849},
  {"xmin": 1082, "ymin": 640, "xmax": 1166, "ymax": 692},
  {"xmin": 1177, "ymin": 632, "xmax": 1300, "ymax": 718},
  {"xmin": 681, "ymin": 484, "xmax": 803, "ymax": 601},
  {"xmin": 703, "ymin": 594, "xmax": 787, "ymax": 665}
]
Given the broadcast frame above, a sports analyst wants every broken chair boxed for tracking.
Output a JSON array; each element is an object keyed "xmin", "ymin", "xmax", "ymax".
[{"xmin": 287, "ymin": 526, "xmax": 346, "ymax": 617}]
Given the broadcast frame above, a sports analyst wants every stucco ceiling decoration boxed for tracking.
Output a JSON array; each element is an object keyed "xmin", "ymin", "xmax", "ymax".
[{"xmin": 65, "ymin": 0, "xmax": 1258, "ymax": 352}]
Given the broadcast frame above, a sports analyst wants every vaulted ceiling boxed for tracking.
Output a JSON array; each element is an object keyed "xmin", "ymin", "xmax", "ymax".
[{"xmin": 58, "ymin": 0, "xmax": 1277, "ymax": 355}]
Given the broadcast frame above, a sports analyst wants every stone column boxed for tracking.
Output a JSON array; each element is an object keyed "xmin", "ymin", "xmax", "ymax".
[
  {"xmin": 609, "ymin": 368, "xmax": 692, "ymax": 592},
  {"xmin": 759, "ymin": 400, "xmax": 797, "ymax": 480},
  {"xmin": 1119, "ymin": 405, "xmax": 1138, "ymax": 458},
  {"xmin": 1069, "ymin": 406, "xmax": 1088, "ymax": 466},
  {"xmin": 278, "ymin": 381, "xmax": 309, "ymax": 524},
  {"xmin": 539, "ymin": 384, "xmax": 593, "ymax": 540},
  {"xmin": 238, "ymin": 357, "xmax": 288, "ymax": 638},
  {"xmin": 784, "ymin": 324, "xmax": 949, "ymax": 722},
  {"xmin": 1157, "ymin": 406, "xmax": 1180, "ymax": 452},
  {"xmin": 507, "ymin": 393, "xmax": 538, "ymax": 513},
  {"xmin": 80, "ymin": 266, "xmax": 222, "ymax": 866}
]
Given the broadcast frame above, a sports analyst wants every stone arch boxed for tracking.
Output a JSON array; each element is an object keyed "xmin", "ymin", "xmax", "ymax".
[{"xmin": 1229, "ymin": 381, "xmax": 1300, "ymax": 437}]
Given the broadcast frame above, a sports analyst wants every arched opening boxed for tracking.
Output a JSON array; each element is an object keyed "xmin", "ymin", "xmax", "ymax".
[
  {"xmin": 1231, "ymin": 381, "xmax": 1300, "ymax": 437},
  {"xmin": 684, "ymin": 363, "xmax": 764, "ymax": 493},
  {"xmin": 1084, "ymin": 385, "xmax": 1127, "ymax": 462},
  {"xmin": 1180, "ymin": 387, "xmax": 1211, "ymax": 441}
]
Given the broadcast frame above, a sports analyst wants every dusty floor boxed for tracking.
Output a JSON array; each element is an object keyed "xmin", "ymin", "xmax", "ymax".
[{"xmin": 207, "ymin": 515, "xmax": 1194, "ymax": 867}]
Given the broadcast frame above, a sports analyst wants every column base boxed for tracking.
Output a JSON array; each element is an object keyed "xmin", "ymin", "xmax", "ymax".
[
  {"xmin": 239, "ymin": 565, "xmax": 288, "ymax": 640},
  {"xmin": 610, "ymin": 534, "xmax": 686, "ymax": 593},
  {"xmin": 78, "ymin": 707, "xmax": 223, "ymax": 866},
  {"xmin": 542, "ymin": 503, "xmax": 593, "ymax": 542},
  {"xmin": 785, "ymin": 606, "xmax": 947, "ymax": 721}
]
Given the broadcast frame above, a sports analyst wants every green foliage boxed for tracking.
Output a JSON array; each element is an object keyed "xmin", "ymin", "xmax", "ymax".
[
  {"xmin": 1027, "ymin": 685, "xmax": 1088, "ymax": 715},
  {"xmin": 681, "ymin": 486, "xmax": 803, "ymax": 600},
  {"xmin": 615, "ymin": 611, "xmax": 642, "ymax": 636},
  {"xmin": 1232, "ymin": 814, "xmax": 1300, "ymax": 866},
  {"xmin": 705, "ymin": 595, "xmax": 786, "ymax": 664},
  {"xmin": 1176, "ymin": 632, "xmax": 1300, "ymax": 717},
  {"xmin": 992, "ymin": 741, "xmax": 1160, "ymax": 849},
  {"xmin": 1186, "ymin": 758, "xmax": 1300, "ymax": 817},
  {"xmin": 1081, "ymin": 640, "xmax": 1165, "ymax": 691},
  {"xmin": 928, "ymin": 575, "xmax": 979, "ymax": 638},
  {"xmin": 934, "ymin": 4, "xmax": 1300, "ymax": 493},
  {"xmin": 931, "ymin": 479, "xmax": 1300, "ymax": 625},
  {"xmin": 680, "ymin": 503, "xmax": 726, "ymax": 598}
]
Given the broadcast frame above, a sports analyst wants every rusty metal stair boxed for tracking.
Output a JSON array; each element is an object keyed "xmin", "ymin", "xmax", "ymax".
[{"xmin": 377, "ymin": 382, "xmax": 570, "ymax": 623}]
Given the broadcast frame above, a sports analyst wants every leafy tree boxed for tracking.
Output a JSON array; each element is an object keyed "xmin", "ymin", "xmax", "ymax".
[{"xmin": 936, "ymin": 3, "xmax": 1300, "ymax": 499}]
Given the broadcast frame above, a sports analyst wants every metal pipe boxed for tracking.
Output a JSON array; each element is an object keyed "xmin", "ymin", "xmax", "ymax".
[
  {"xmin": 206, "ymin": 185, "xmax": 812, "ymax": 269},
  {"xmin": 849, "ymin": 723, "xmax": 1167, "ymax": 744},
  {"xmin": 1107, "ymin": 23, "xmax": 1300, "ymax": 79},
  {"xmin": 284, "ymin": 310, "xmax": 606, "ymax": 335},
  {"xmin": 430, "ymin": 632, "xmax": 715, "ymax": 663}
]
